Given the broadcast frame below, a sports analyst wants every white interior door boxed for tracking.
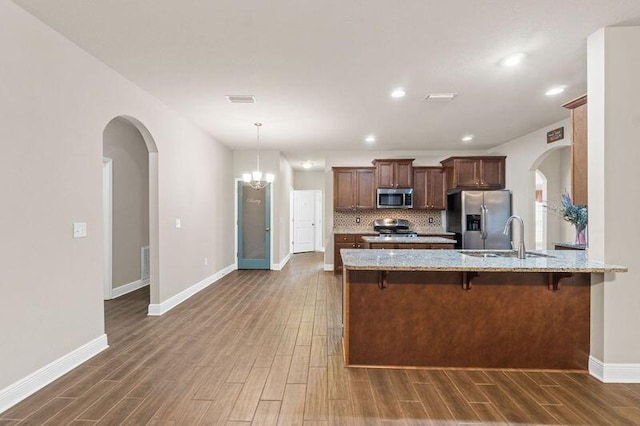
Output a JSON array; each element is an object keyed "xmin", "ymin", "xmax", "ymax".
[{"xmin": 293, "ymin": 190, "xmax": 316, "ymax": 253}]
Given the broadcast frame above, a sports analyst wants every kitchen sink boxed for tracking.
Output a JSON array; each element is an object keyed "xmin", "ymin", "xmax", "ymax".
[{"xmin": 458, "ymin": 250, "xmax": 555, "ymax": 259}]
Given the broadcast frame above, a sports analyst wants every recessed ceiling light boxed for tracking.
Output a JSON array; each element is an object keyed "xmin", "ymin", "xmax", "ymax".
[
  {"xmin": 391, "ymin": 88, "xmax": 406, "ymax": 98},
  {"xmin": 424, "ymin": 93, "xmax": 457, "ymax": 101},
  {"xmin": 365, "ymin": 135, "xmax": 376, "ymax": 143},
  {"xmin": 301, "ymin": 161, "xmax": 313, "ymax": 169},
  {"xmin": 225, "ymin": 95, "xmax": 256, "ymax": 103},
  {"xmin": 461, "ymin": 135, "xmax": 474, "ymax": 142},
  {"xmin": 500, "ymin": 52, "xmax": 525, "ymax": 67},
  {"xmin": 545, "ymin": 86, "xmax": 566, "ymax": 96}
]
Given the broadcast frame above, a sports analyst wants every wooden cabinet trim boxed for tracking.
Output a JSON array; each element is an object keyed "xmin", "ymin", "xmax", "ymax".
[{"xmin": 562, "ymin": 94, "xmax": 587, "ymax": 110}]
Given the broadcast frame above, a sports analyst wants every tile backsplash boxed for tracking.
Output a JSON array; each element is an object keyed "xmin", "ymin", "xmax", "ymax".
[{"xmin": 334, "ymin": 209, "xmax": 444, "ymax": 230}]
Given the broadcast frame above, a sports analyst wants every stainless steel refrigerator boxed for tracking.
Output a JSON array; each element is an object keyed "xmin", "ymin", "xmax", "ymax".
[{"xmin": 446, "ymin": 189, "xmax": 512, "ymax": 249}]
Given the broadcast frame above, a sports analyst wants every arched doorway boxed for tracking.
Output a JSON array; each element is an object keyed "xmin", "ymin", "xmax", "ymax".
[
  {"xmin": 535, "ymin": 170, "xmax": 548, "ymax": 250},
  {"xmin": 102, "ymin": 116, "xmax": 159, "ymax": 312},
  {"xmin": 530, "ymin": 145, "xmax": 572, "ymax": 249}
]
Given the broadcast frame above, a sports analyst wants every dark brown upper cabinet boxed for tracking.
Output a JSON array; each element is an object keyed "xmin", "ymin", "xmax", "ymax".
[
  {"xmin": 440, "ymin": 156, "xmax": 506, "ymax": 190},
  {"xmin": 413, "ymin": 167, "xmax": 447, "ymax": 210},
  {"xmin": 372, "ymin": 159, "xmax": 414, "ymax": 189},
  {"xmin": 563, "ymin": 95, "xmax": 587, "ymax": 206},
  {"xmin": 333, "ymin": 167, "xmax": 375, "ymax": 210}
]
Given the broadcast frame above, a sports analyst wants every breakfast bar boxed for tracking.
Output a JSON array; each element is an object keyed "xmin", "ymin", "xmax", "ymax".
[{"xmin": 340, "ymin": 249, "xmax": 626, "ymax": 371}]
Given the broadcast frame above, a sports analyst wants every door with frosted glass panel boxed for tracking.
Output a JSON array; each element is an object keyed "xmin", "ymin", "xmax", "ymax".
[{"xmin": 238, "ymin": 182, "xmax": 271, "ymax": 269}]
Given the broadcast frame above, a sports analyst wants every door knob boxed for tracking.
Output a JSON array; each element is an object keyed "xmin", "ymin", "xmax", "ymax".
[{"xmin": 266, "ymin": 228, "xmax": 270, "ymax": 232}]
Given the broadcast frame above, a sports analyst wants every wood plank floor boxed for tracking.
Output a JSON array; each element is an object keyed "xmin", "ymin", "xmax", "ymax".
[{"xmin": 3, "ymin": 252, "xmax": 640, "ymax": 425}]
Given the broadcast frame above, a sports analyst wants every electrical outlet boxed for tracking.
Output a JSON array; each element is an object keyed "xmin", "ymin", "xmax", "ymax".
[
  {"xmin": 175, "ymin": 218, "xmax": 182, "ymax": 228},
  {"xmin": 355, "ymin": 217, "xmax": 361, "ymax": 223},
  {"xmin": 204, "ymin": 257, "xmax": 208, "ymax": 266},
  {"xmin": 428, "ymin": 217, "xmax": 434, "ymax": 224}
]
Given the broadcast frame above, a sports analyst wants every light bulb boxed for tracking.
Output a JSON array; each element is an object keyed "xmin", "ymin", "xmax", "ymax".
[{"xmin": 252, "ymin": 170, "xmax": 262, "ymax": 181}]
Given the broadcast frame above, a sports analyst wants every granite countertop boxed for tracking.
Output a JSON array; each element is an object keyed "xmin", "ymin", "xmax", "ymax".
[
  {"xmin": 413, "ymin": 228, "xmax": 455, "ymax": 236},
  {"xmin": 333, "ymin": 227, "xmax": 454, "ymax": 236},
  {"xmin": 340, "ymin": 249, "xmax": 627, "ymax": 273},
  {"xmin": 361, "ymin": 236, "xmax": 456, "ymax": 244},
  {"xmin": 333, "ymin": 227, "xmax": 377, "ymax": 235}
]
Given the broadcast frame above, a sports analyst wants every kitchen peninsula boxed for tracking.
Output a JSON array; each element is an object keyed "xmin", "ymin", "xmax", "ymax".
[{"xmin": 341, "ymin": 249, "xmax": 626, "ymax": 371}]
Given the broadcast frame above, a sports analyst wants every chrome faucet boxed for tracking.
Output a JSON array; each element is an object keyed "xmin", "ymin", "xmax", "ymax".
[{"xmin": 503, "ymin": 215, "xmax": 526, "ymax": 259}]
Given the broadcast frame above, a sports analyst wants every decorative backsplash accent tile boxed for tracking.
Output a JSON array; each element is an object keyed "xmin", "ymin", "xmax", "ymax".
[{"xmin": 334, "ymin": 209, "xmax": 443, "ymax": 230}]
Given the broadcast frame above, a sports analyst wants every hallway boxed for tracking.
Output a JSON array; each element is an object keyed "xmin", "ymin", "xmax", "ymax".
[{"xmin": 2, "ymin": 253, "xmax": 640, "ymax": 424}]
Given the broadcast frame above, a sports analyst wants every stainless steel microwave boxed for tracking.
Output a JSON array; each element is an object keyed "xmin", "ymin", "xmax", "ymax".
[{"xmin": 377, "ymin": 188, "xmax": 413, "ymax": 209}]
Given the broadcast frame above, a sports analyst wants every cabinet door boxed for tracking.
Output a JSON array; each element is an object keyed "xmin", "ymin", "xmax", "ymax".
[
  {"xmin": 412, "ymin": 169, "xmax": 429, "ymax": 209},
  {"xmin": 427, "ymin": 168, "xmax": 447, "ymax": 210},
  {"xmin": 479, "ymin": 158, "xmax": 505, "ymax": 188},
  {"xmin": 334, "ymin": 170, "xmax": 355, "ymax": 210},
  {"xmin": 334, "ymin": 242, "xmax": 355, "ymax": 272},
  {"xmin": 356, "ymin": 169, "xmax": 375, "ymax": 209},
  {"xmin": 376, "ymin": 161, "xmax": 395, "ymax": 188},
  {"xmin": 395, "ymin": 161, "xmax": 413, "ymax": 188},
  {"xmin": 353, "ymin": 234, "xmax": 366, "ymax": 249},
  {"xmin": 454, "ymin": 159, "xmax": 480, "ymax": 187}
]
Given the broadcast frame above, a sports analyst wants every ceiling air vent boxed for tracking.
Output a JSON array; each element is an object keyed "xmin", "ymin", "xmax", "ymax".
[
  {"xmin": 424, "ymin": 93, "xmax": 457, "ymax": 102},
  {"xmin": 226, "ymin": 95, "xmax": 256, "ymax": 104}
]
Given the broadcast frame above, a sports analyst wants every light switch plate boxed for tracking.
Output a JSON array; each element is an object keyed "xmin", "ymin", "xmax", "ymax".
[
  {"xmin": 175, "ymin": 218, "xmax": 182, "ymax": 229},
  {"xmin": 73, "ymin": 222, "xmax": 87, "ymax": 238}
]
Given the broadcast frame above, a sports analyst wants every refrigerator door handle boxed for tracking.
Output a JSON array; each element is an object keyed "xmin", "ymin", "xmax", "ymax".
[{"xmin": 481, "ymin": 205, "xmax": 487, "ymax": 239}]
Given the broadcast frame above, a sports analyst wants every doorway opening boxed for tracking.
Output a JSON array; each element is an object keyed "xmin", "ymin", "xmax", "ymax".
[
  {"xmin": 102, "ymin": 116, "xmax": 159, "ymax": 313},
  {"xmin": 535, "ymin": 170, "xmax": 547, "ymax": 250},
  {"xmin": 530, "ymin": 145, "xmax": 572, "ymax": 249}
]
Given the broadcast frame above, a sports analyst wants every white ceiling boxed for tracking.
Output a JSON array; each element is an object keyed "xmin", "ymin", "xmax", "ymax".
[{"xmin": 13, "ymin": 0, "xmax": 640, "ymax": 169}]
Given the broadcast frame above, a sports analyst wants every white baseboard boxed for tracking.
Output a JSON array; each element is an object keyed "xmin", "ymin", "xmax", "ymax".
[
  {"xmin": 271, "ymin": 253, "xmax": 292, "ymax": 271},
  {"xmin": 589, "ymin": 355, "xmax": 640, "ymax": 383},
  {"xmin": 147, "ymin": 264, "xmax": 236, "ymax": 316},
  {"xmin": 112, "ymin": 278, "xmax": 149, "ymax": 299},
  {"xmin": 324, "ymin": 263, "xmax": 334, "ymax": 271},
  {"xmin": 0, "ymin": 334, "xmax": 108, "ymax": 414}
]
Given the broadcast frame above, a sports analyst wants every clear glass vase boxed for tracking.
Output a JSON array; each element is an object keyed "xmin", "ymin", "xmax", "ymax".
[{"xmin": 575, "ymin": 226, "xmax": 587, "ymax": 246}]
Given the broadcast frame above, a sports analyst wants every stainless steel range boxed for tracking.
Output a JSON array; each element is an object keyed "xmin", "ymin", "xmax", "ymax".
[{"xmin": 373, "ymin": 218, "xmax": 418, "ymax": 237}]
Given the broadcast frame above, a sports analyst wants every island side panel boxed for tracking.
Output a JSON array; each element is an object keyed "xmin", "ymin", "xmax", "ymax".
[{"xmin": 344, "ymin": 270, "xmax": 590, "ymax": 370}]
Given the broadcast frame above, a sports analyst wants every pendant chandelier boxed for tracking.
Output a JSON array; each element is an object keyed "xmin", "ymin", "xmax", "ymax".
[{"xmin": 243, "ymin": 122, "xmax": 274, "ymax": 190}]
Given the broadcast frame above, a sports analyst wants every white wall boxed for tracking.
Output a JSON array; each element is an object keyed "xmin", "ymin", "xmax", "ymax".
[
  {"xmin": 0, "ymin": 1, "xmax": 234, "ymax": 396},
  {"xmin": 489, "ymin": 119, "xmax": 572, "ymax": 249},
  {"xmin": 588, "ymin": 26, "xmax": 640, "ymax": 378},
  {"xmin": 294, "ymin": 171, "xmax": 324, "ymax": 191}
]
